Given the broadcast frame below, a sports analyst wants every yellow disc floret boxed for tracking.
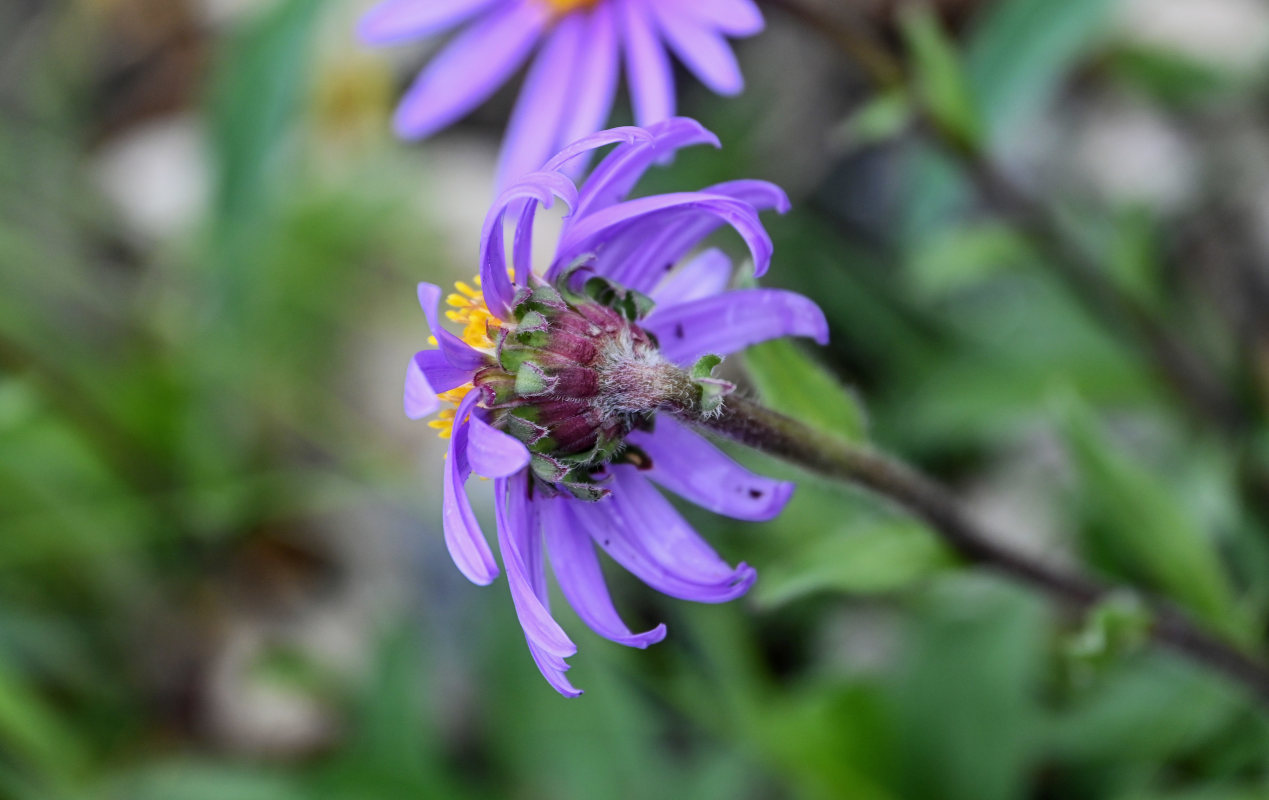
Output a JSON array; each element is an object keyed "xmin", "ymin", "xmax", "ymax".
[
  {"xmin": 542, "ymin": 0, "xmax": 601, "ymax": 15},
  {"xmin": 443, "ymin": 276, "xmax": 500, "ymax": 351}
]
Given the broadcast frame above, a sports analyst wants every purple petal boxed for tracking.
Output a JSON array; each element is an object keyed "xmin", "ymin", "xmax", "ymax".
[
  {"xmin": 683, "ymin": 0, "xmax": 765, "ymax": 37},
  {"xmin": 569, "ymin": 468, "xmax": 757, "ymax": 602},
  {"xmin": 628, "ymin": 416, "xmax": 793, "ymax": 521},
  {"xmin": 542, "ymin": 127, "xmax": 654, "ymax": 174},
  {"xmin": 417, "ymin": 283, "xmax": 487, "ymax": 370},
  {"xmin": 443, "ymin": 392, "xmax": 499, "ymax": 585},
  {"xmin": 598, "ymin": 179, "xmax": 788, "ymax": 290},
  {"xmin": 405, "ymin": 350, "xmax": 474, "ymax": 419},
  {"xmin": 569, "ymin": 118, "xmax": 720, "ymax": 224},
  {"xmin": 496, "ymin": 14, "xmax": 585, "ymax": 190},
  {"xmin": 643, "ymin": 288, "xmax": 829, "ymax": 366},
  {"xmin": 528, "ymin": 642, "xmax": 583, "ymax": 697},
  {"xmin": 555, "ymin": 193, "xmax": 771, "ymax": 287},
  {"xmin": 555, "ymin": 7, "xmax": 621, "ymax": 166},
  {"xmin": 393, "ymin": 3, "xmax": 547, "ymax": 140},
  {"xmin": 404, "ymin": 356, "xmax": 440, "ymax": 420},
  {"xmin": 467, "ymin": 413, "xmax": 531, "ymax": 478},
  {"xmin": 650, "ymin": 248, "xmax": 733, "ymax": 306},
  {"xmin": 648, "ymin": 1, "xmax": 744, "ymax": 95},
  {"xmin": 617, "ymin": 0, "xmax": 676, "ymax": 127},
  {"xmin": 495, "ymin": 474, "xmax": 577, "ymax": 659},
  {"xmin": 480, "ymin": 173, "xmax": 578, "ymax": 317},
  {"xmin": 540, "ymin": 496, "xmax": 668, "ymax": 648},
  {"xmin": 358, "ymin": 0, "xmax": 503, "ymax": 44}
]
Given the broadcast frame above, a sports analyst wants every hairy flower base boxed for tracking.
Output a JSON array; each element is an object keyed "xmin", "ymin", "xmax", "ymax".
[{"xmin": 433, "ymin": 271, "xmax": 717, "ymax": 500}]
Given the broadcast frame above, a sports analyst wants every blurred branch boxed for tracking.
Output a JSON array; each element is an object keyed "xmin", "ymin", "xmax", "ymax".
[
  {"xmin": 943, "ymin": 133, "xmax": 1252, "ymax": 436},
  {"xmin": 692, "ymin": 395, "xmax": 1269, "ymax": 709},
  {"xmin": 765, "ymin": 0, "xmax": 1255, "ymax": 440},
  {"xmin": 762, "ymin": 0, "xmax": 906, "ymax": 88}
]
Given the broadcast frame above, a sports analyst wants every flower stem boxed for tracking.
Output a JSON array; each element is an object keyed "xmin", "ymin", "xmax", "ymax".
[{"xmin": 679, "ymin": 393, "xmax": 1269, "ymax": 709}]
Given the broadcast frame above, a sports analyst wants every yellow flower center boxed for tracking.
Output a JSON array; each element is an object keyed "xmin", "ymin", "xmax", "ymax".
[
  {"xmin": 542, "ymin": 0, "xmax": 601, "ymax": 15},
  {"xmin": 428, "ymin": 276, "xmax": 501, "ymax": 440},
  {"xmin": 443, "ymin": 276, "xmax": 500, "ymax": 351}
]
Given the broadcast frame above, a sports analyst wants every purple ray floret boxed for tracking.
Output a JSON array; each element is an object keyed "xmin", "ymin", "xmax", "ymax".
[
  {"xmin": 360, "ymin": 0, "xmax": 764, "ymax": 189},
  {"xmin": 403, "ymin": 120, "xmax": 828, "ymax": 695}
]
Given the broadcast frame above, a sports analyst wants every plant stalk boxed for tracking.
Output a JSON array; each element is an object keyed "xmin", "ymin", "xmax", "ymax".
[{"xmin": 678, "ymin": 393, "xmax": 1269, "ymax": 709}]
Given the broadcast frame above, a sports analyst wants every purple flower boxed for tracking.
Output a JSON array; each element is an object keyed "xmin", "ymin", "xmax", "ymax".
[
  {"xmin": 404, "ymin": 119, "xmax": 829, "ymax": 696},
  {"xmin": 359, "ymin": 0, "xmax": 764, "ymax": 188}
]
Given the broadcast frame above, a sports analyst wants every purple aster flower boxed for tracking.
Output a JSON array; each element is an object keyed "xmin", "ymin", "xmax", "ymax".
[
  {"xmin": 404, "ymin": 119, "xmax": 828, "ymax": 696},
  {"xmin": 359, "ymin": 0, "xmax": 764, "ymax": 188}
]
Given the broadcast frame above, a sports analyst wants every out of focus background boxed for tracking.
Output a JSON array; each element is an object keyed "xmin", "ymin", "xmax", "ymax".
[{"xmin": 3, "ymin": 0, "xmax": 1269, "ymax": 797}]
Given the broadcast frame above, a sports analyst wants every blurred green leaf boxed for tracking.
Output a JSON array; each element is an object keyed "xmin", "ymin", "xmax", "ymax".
[
  {"xmin": 836, "ymin": 91, "xmax": 913, "ymax": 149},
  {"xmin": 907, "ymin": 221, "xmax": 1034, "ymax": 299},
  {"xmin": 891, "ymin": 577, "xmax": 1047, "ymax": 800},
  {"xmin": 1049, "ymin": 657, "xmax": 1253, "ymax": 764},
  {"xmin": 1060, "ymin": 400, "xmax": 1244, "ymax": 639},
  {"xmin": 1108, "ymin": 46, "xmax": 1238, "ymax": 109},
  {"xmin": 206, "ymin": 0, "xmax": 326, "ymax": 306},
  {"xmin": 760, "ymin": 684, "xmax": 898, "ymax": 800},
  {"xmin": 744, "ymin": 339, "xmax": 868, "ymax": 443},
  {"xmin": 966, "ymin": 0, "xmax": 1114, "ymax": 141},
  {"xmin": 99, "ymin": 763, "xmax": 306, "ymax": 800},
  {"xmin": 0, "ymin": 658, "xmax": 87, "ymax": 787},
  {"xmin": 755, "ymin": 519, "xmax": 951, "ymax": 608},
  {"xmin": 900, "ymin": 5, "xmax": 982, "ymax": 149},
  {"xmin": 1064, "ymin": 592, "xmax": 1152, "ymax": 672},
  {"xmin": 1107, "ymin": 208, "xmax": 1165, "ymax": 311}
]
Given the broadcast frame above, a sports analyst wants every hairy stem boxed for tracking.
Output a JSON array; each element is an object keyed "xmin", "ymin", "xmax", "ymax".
[{"xmin": 676, "ymin": 394, "xmax": 1269, "ymax": 709}]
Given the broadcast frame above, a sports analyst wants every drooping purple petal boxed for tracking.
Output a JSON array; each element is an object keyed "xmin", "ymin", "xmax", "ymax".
[
  {"xmin": 358, "ymin": 0, "xmax": 503, "ymax": 44},
  {"xmin": 496, "ymin": 14, "xmax": 585, "ymax": 190},
  {"xmin": 542, "ymin": 127, "xmax": 654, "ymax": 174},
  {"xmin": 495, "ymin": 474, "xmax": 577, "ymax": 659},
  {"xmin": 528, "ymin": 642, "xmax": 583, "ymax": 698},
  {"xmin": 617, "ymin": 0, "xmax": 676, "ymax": 127},
  {"xmin": 570, "ymin": 468, "xmax": 757, "ymax": 602},
  {"xmin": 480, "ymin": 172, "xmax": 579, "ymax": 317},
  {"xmin": 405, "ymin": 350, "xmax": 474, "ymax": 419},
  {"xmin": 628, "ymin": 417, "xmax": 794, "ymax": 521},
  {"xmin": 393, "ymin": 2, "xmax": 548, "ymax": 139},
  {"xmin": 596, "ymin": 179, "xmax": 789, "ymax": 291},
  {"xmin": 467, "ymin": 413, "xmax": 531, "ymax": 478},
  {"xmin": 649, "ymin": 1, "xmax": 744, "ymax": 95},
  {"xmin": 555, "ymin": 6, "xmax": 622, "ymax": 169},
  {"xmin": 569, "ymin": 118, "xmax": 719, "ymax": 224},
  {"xmin": 684, "ymin": 0, "xmax": 765, "ymax": 37},
  {"xmin": 540, "ymin": 496, "xmax": 668, "ymax": 648},
  {"xmin": 554, "ymin": 193, "xmax": 771, "ymax": 286},
  {"xmin": 417, "ymin": 283, "xmax": 487, "ymax": 370},
  {"xmin": 443, "ymin": 392, "xmax": 499, "ymax": 585},
  {"xmin": 643, "ymin": 288, "xmax": 829, "ymax": 366},
  {"xmin": 650, "ymin": 248, "xmax": 733, "ymax": 307}
]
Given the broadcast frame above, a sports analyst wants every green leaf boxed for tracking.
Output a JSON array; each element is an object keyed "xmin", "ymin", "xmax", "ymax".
[
  {"xmin": 206, "ymin": 0, "xmax": 326, "ymax": 313},
  {"xmin": 1060, "ymin": 399, "xmax": 1245, "ymax": 639},
  {"xmin": 965, "ymin": 0, "xmax": 1114, "ymax": 142},
  {"xmin": 899, "ymin": 5, "xmax": 982, "ymax": 149},
  {"xmin": 755, "ymin": 519, "xmax": 951, "ymax": 608},
  {"xmin": 891, "ymin": 577, "xmax": 1047, "ymax": 800},
  {"xmin": 744, "ymin": 338, "xmax": 868, "ymax": 443},
  {"xmin": 836, "ymin": 91, "xmax": 913, "ymax": 149},
  {"xmin": 907, "ymin": 221, "xmax": 1034, "ymax": 299}
]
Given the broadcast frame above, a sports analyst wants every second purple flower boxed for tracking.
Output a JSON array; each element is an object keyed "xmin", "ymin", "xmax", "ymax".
[{"xmin": 359, "ymin": 0, "xmax": 764, "ymax": 188}]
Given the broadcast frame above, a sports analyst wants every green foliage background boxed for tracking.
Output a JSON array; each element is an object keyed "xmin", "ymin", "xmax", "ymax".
[{"xmin": 2, "ymin": 0, "xmax": 1268, "ymax": 797}]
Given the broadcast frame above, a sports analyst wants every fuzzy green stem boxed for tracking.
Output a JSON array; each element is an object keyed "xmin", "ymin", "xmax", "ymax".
[{"xmin": 674, "ymin": 393, "xmax": 1269, "ymax": 710}]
